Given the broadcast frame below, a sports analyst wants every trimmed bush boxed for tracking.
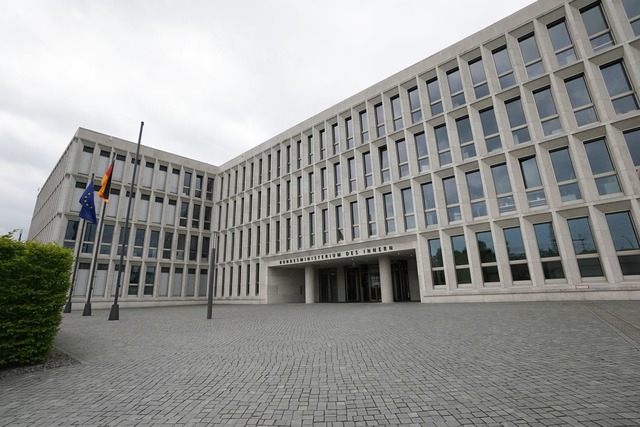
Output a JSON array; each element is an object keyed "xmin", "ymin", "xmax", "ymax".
[{"xmin": 0, "ymin": 233, "xmax": 72, "ymax": 368}]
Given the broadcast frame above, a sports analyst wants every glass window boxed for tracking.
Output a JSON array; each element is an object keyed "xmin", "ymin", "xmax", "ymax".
[
  {"xmin": 427, "ymin": 79, "xmax": 443, "ymax": 116},
  {"xmin": 605, "ymin": 211, "xmax": 640, "ymax": 275},
  {"xmin": 408, "ymin": 86, "xmax": 422, "ymax": 123},
  {"xmin": 447, "ymin": 68, "xmax": 465, "ymax": 107},
  {"xmin": 533, "ymin": 87, "xmax": 562, "ymax": 136},
  {"xmin": 456, "ymin": 116, "xmax": 475, "ymax": 160},
  {"xmin": 533, "ymin": 222, "xmax": 565, "ymax": 279},
  {"xmin": 505, "ymin": 97, "xmax": 530, "ymax": 144},
  {"xmin": 415, "ymin": 132, "xmax": 429, "ymax": 172},
  {"xmin": 479, "ymin": 107, "xmax": 502, "ymax": 152},
  {"xmin": 622, "ymin": 0, "xmax": 640, "ymax": 36},
  {"xmin": 435, "ymin": 125, "xmax": 451, "ymax": 166},
  {"xmin": 492, "ymin": 46, "xmax": 516, "ymax": 89},
  {"xmin": 519, "ymin": 33, "xmax": 544, "ymax": 78},
  {"xmin": 466, "ymin": 170, "xmax": 487, "ymax": 218},
  {"xmin": 581, "ymin": 2, "xmax": 614, "ymax": 52},
  {"xmin": 565, "ymin": 75, "xmax": 598, "ymax": 126},
  {"xmin": 491, "ymin": 163, "xmax": 516, "ymax": 213},
  {"xmin": 477, "ymin": 231, "xmax": 499, "ymax": 283},
  {"xmin": 469, "ymin": 57, "xmax": 489, "ymax": 99},
  {"xmin": 600, "ymin": 61, "xmax": 639, "ymax": 115},
  {"xmin": 383, "ymin": 192, "xmax": 395, "ymax": 234},
  {"xmin": 421, "ymin": 182, "xmax": 437, "ymax": 226},
  {"xmin": 584, "ymin": 138, "xmax": 621, "ymax": 196},
  {"xmin": 443, "ymin": 176, "xmax": 461, "ymax": 222},
  {"xmin": 401, "ymin": 188, "xmax": 415, "ymax": 230},
  {"xmin": 567, "ymin": 217, "xmax": 604, "ymax": 277},
  {"xmin": 504, "ymin": 226, "xmax": 531, "ymax": 281},
  {"xmin": 428, "ymin": 239, "xmax": 446, "ymax": 286},
  {"xmin": 452, "ymin": 235, "xmax": 471, "ymax": 285},
  {"xmin": 624, "ymin": 129, "xmax": 640, "ymax": 167},
  {"xmin": 547, "ymin": 19, "xmax": 577, "ymax": 66},
  {"xmin": 549, "ymin": 147, "xmax": 581, "ymax": 202}
]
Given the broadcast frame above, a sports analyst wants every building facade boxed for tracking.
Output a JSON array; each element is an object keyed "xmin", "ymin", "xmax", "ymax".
[{"xmin": 30, "ymin": 0, "xmax": 640, "ymax": 307}]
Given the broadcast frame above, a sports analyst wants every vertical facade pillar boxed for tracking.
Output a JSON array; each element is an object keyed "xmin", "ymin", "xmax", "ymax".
[
  {"xmin": 379, "ymin": 255, "xmax": 393, "ymax": 303},
  {"xmin": 305, "ymin": 265, "xmax": 315, "ymax": 304}
]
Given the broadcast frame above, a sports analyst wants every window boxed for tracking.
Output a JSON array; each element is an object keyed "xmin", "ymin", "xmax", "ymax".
[
  {"xmin": 359, "ymin": 110, "xmax": 369, "ymax": 143},
  {"xmin": 581, "ymin": 2, "xmax": 614, "ymax": 52},
  {"xmin": 391, "ymin": 95, "xmax": 403, "ymax": 131},
  {"xmin": 622, "ymin": 0, "xmax": 640, "ymax": 36},
  {"xmin": 309, "ymin": 212, "xmax": 316, "ymax": 247},
  {"xmin": 447, "ymin": 68, "xmax": 465, "ymax": 107},
  {"xmin": 321, "ymin": 167, "xmax": 327, "ymax": 201},
  {"xmin": 421, "ymin": 182, "xmax": 437, "ymax": 226},
  {"xmin": 379, "ymin": 146, "xmax": 391, "ymax": 183},
  {"xmin": 600, "ymin": 61, "xmax": 639, "ymax": 115},
  {"xmin": 401, "ymin": 188, "xmax": 415, "ymax": 231},
  {"xmin": 624, "ymin": 129, "xmax": 640, "ymax": 167},
  {"xmin": 363, "ymin": 152, "xmax": 373, "ymax": 188},
  {"xmin": 518, "ymin": 33, "xmax": 544, "ymax": 78},
  {"xmin": 456, "ymin": 116, "xmax": 475, "ymax": 160},
  {"xmin": 491, "ymin": 163, "xmax": 516, "ymax": 213},
  {"xmin": 334, "ymin": 163, "xmax": 342, "ymax": 197},
  {"xmin": 345, "ymin": 117, "xmax": 354, "ymax": 149},
  {"xmin": 479, "ymin": 107, "xmax": 502, "ymax": 153},
  {"xmin": 605, "ymin": 211, "xmax": 640, "ymax": 275},
  {"xmin": 336, "ymin": 205, "xmax": 344, "ymax": 242},
  {"xmin": 319, "ymin": 130, "xmax": 326, "ymax": 160},
  {"xmin": 547, "ymin": 19, "xmax": 577, "ymax": 66},
  {"xmin": 408, "ymin": 86, "xmax": 422, "ymax": 123},
  {"xmin": 584, "ymin": 138, "xmax": 621, "ymax": 196},
  {"xmin": 366, "ymin": 197, "xmax": 377, "ymax": 237},
  {"xmin": 533, "ymin": 222, "xmax": 565, "ymax": 279},
  {"xmin": 414, "ymin": 132, "xmax": 429, "ymax": 172},
  {"xmin": 396, "ymin": 139, "xmax": 409, "ymax": 177},
  {"xmin": 435, "ymin": 125, "xmax": 451, "ymax": 166},
  {"xmin": 426, "ymin": 78, "xmax": 443, "ymax": 115},
  {"xmin": 520, "ymin": 156, "xmax": 546, "ymax": 208},
  {"xmin": 428, "ymin": 239, "xmax": 445, "ymax": 286},
  {"xmin": 505, "ymin": 97, "xmax": 530, "ymax": 144},
  {"xmin": 350, "ymin": 201, "xmax": 360, "ymax": 239},
  {"xmin": 567, "ymin": 217, "xmax": 604, "ymax": 277},
  {"xmin": 383, "ymin": 192, "xmax": 395, "ymax": 234},
  {"xmin": 492, "ymin": 46, "xmax": 515, "ymax": 89},
  {"xmin": 549, "ymin": 148, "xmax": 581, "ymax": 202},
  {"xmin": 452, "ymin": 235, "xmax": 471, "ymax": 285},
  {"xmin": 469, "ymin": 57, "xmax": 489, "ymax": 99},
  {"xmin": 443, "ymin": 176, "xmax": 461, "ymax": 222},
  {"xmin": 477, "ymin": 231, "xmax": 499, "ymax": 283},
  {"xmin": 504, "ymin": 226, "xmax": 531, "ymax": 281},
  {"xmin": 374, "ymin": 103, "xmax": 385, "ymax": 137},
  {"xmin": 322, "ymin": 209, "xmax": 329, "ymax": 245},
  {"xmin": 347, "ymin": 157, "xmax": 356, "ymax": 193},
  {"xmin": 533, "ymin": 87, "xmax": 562, "ymax": 136},
  {"xmin": 466, "ymin": 170, "xmax": 487, "ymax": 218},
  {"xmin": 565, "ymin": 75, "xmax": 598, "ymax": 126}
]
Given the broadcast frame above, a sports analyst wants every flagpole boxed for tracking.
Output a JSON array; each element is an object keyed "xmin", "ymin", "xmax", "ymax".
[
  {"xmin": 83, "ymin": 198, "xmax": 107, "ymax": 316},
  {"xmin": 109, "ymin": 121, "xmax": 144, "ymax": 321},
  {"xmin": 64, "ymin": 219, "xmax": 87, "ymax": 313}
]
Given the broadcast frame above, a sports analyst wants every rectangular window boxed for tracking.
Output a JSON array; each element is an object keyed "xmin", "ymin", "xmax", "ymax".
[
  {"xmin": 345, "ymin": 117, "xmax": 354, "ymax": 149},
  {"xmin": 322, "ymin": 209, "xmax": 329, "ymax": 245},
  {"xmin": 519, "ymin": 156, "xmax": 546, "ymax": 208},
  {"xmin": 443, "ymin": 176, "xmax": 461, "ymax": 222},
  {"xmin": 391, "ymin": 95, "xmax": 403, "ymax": 131},
  {"xmin": 427, "ymin": 78, "xmax": 443, "ymax": 115},
  {"xmin": 447, "ymin": 68, "xmax": 465, "ymax": 107},
  {"xmin": 379, "ymin": 146, "xmax": 390, "ymax": 183},
  {"xmin": 550, "ymin": 147, "xmax": 581, "ymax": 202},
  {"xmin": 348, "ymin": 157, "xmax": 356, "ymax": 192},
  {"xmin": 567, "ymin": 217, "xmax": 604, "ymax": 277},
  {"xmin": 600, "ymin": 61, "xmax": 639, "ymax": 115},
  {"xmin": 504, "ymin": 226, "xmax": 531, "ymax": 281},
  {"xmin": 581, "ymin": 2, "xmax": 614, "ymax": 52},
  {"xmin": 479, "ymin": 107, "xmax": 502, "ymax": 153},
  {"xmin": 408, "ymin": 86, "xmax": 422, "ymax": 123},
  {"xmin": 533, "ymin": 87, "xmax": 562, "ymax": 136},
  {"xmin": 533, "ymin": 222, "xmax": 565, "ymax": 279},
  {"xmin": 505, "ymin": 97, "xmax": 531, "ymax": 144},
  {"xmin": 396, "ymin": 139, "xmax": 409, "ymax": 178},
  {"xmin": 363, "ymin": 152, "xmax": 373, "ymax": 188},
  {"xmin": 624, "ymin": 129, "xmax": 640, "ymax": 167},
  {"xmin": 584, "ymin": 138, "xmax": 621, "ymax": 196},
  {"xmin": 565, "ymin": 75, "xmax": 598, "ymax": 126},
  {"xmin": 605, "ymin": 211, "xmax": 640, "ymax": 275},
  {"xmin": 359, "ymin": 110, "xmax": 369, "ymax": 143},
  {"xmin": 477, "ymin": 231, "xmax": 499, "ymax": 283},
  {"xmin": 435, "ymin": 125, "xmax": 451, "ymax": 166},
  {"xmin": 350, "ymin": 201, "xmax": 360, "ymax": 239},
  {"xmin": 456, "ymin": 116, "xmax": 475, "ymax": 160},
  {"xmin": 492, "ymin": 46, "xmax": 515, "ymax": 89},
  {"xmin": 383, "ymin": 192, "xmax": 395, "ymax": 234},
  {"xmin": 491, "ymin": 163, "xmax": 516, "ymax": 213},
  {"xmin": 547, "ymin": 19, "xmax": 577, "ymax": 66},
  {"xmin": 374, "ymin": 103, "xmax": 385, "ymax": 137},
  {"xmin": 519, "ymin": 33, "xmax": 544, "ymax": 78},
  {"xmin": 466, "ymin": 170, "xmax": 487, "ymax": 218},
  {"xmin": 401, "ymin": 188, "xmax": 415, "ymax": 230},
  {"xmin": 366, "ymin": 197, "xmax": 377, "ymax": 237},
  {"xmin": 336, "ymin": 205, "xmax": 344, "ymax": 242},
  {"xmin": 452, "ymin": 235, "xmax": 471, "ymax": 285},
  {"xmin": 469, "ymin": 57, "xmax": 489, "ymax": 99},
  {"xmin": 421, "ymin": 182, "xmax": 437, "ymax": 226},
  {"xmin": 414, "ymin": 132, "xmax": 429, "ymax": 172},
  {"xmin": 622, "ymin": 0, "xmax": 640, "ymax": 36},
  {"xmin": 429, "ymin": 239, "xmax": 445, "ymax": 286}
]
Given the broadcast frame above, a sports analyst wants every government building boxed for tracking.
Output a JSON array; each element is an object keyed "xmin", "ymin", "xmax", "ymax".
[{"xmin": 29, "ymin": 0, "xmax": 640, "ymax": 308}]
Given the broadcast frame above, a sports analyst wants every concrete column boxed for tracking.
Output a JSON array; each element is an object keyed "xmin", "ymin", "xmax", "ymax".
[
  {"xmin": 379, "ymin": 255, "xmax": 393, "ymax": 303},
  {"xmin": 305, "ymin": 265, "xmax": 315, "ymax": 304}
]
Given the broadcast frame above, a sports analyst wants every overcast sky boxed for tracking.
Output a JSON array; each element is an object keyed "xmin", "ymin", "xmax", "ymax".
[{"xmin": 0, "ymin": 0, "xmax": 536, "ymax": 239}]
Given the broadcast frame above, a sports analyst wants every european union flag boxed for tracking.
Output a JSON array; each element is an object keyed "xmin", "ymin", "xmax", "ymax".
[{"xmin": 79, "ymin": 181, "xmax": 97, "ymax": 224}]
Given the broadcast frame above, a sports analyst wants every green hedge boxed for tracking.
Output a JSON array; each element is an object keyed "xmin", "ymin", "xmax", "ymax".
[{"xmin": 0, "ymin": 233, "xmax": 72, "ymax": 368}]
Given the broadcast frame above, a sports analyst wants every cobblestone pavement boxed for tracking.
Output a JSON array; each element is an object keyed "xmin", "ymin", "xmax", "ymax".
[{"xmin": 1, "ymin": 301, "xmax": 639, "ymax": 426}]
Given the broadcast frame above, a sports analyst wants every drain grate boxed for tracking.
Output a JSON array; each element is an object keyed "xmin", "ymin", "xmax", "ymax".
[{"xmin": 587, "ymin": 303, "xmax": 640, "ymax": 350}]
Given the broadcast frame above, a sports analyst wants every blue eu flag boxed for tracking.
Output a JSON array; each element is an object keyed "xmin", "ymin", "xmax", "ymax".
[{"xmin": 79, "ymin": 181, "xmax": 97, "ymax": 224}]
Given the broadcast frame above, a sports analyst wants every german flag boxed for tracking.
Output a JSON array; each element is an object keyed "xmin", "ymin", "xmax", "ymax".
[{"xmin": 98, "ymin": 158, "xmax": 114, "ymax": 202}]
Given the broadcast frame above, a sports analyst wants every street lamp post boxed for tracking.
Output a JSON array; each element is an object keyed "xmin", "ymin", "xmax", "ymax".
[{"xmin": 207, "ymin": 231, "xmax": 218, "ymax": 319}]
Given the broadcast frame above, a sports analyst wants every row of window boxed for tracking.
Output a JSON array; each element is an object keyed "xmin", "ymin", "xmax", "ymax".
[{"xmin": 428, "ymin": 210, "xmax": 640, "ymax": 287}]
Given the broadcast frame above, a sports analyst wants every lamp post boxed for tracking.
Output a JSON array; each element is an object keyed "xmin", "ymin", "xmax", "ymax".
[{"xmin": 207, "ymin": 231, "xmax": 218, "ymax": 319}]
